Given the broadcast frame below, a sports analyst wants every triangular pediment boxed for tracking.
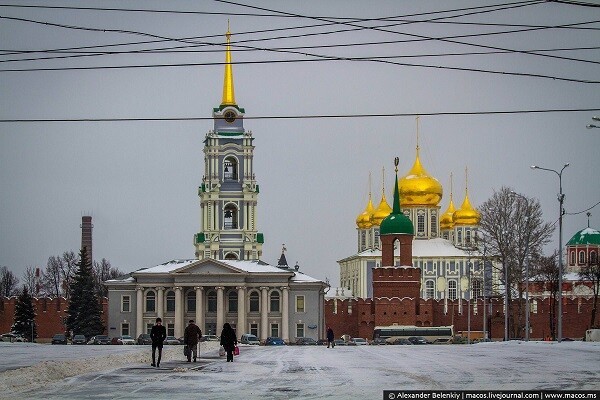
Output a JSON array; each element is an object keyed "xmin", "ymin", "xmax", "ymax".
[{"xmin": 172, "ymin": 259, "xmax": 245, "ymax": 275}]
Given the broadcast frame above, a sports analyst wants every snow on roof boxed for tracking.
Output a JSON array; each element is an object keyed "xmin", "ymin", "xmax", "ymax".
[
  {"xmin": 354, "ymin": 238, "xmax": 476, "ymax": 258},
  {"xmin": 128, "ymin": 258, "xmax": 323, "ymax": 284}
]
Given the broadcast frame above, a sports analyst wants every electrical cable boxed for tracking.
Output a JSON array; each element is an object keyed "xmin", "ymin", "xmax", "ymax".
[
  {"xmin": 1, "ymin": 108, "xmax": 599, "ymax": 123},
  {"xmin": 566, "ymin": 201, "xmax": 600, "ymax": 215}
]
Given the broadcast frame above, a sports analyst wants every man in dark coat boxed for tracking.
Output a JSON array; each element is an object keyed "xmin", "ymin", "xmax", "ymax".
[
  {"xmin": 326, "ymin": 326, "xmax": 335, "ymax": 348},
  {"xmin": 219, "ymin": 323, "xmax": 237, "ymax": 362},
  {"xmin": 183, "ymin": 319, "xmax": 202, "ymax": 362},
  {"xmin": 150, "ymin": 317, "xmax": 167, "ymax": 367}
]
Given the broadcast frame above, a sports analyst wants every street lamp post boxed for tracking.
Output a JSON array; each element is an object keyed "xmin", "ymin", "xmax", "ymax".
[
  {"xmin": 531, "ymin": 163, "xmax": 569, "ymax": 342},
  {"xmin": 504, "ymin": 257, "xmax": 509, "ymax": 341},
  {"xmin": 510, "ymin": 191, "xmax": 532, "ymax": 341},
  {"xmin": 586, "ymin": 116, "xmax": 600, "ymax": 129}
]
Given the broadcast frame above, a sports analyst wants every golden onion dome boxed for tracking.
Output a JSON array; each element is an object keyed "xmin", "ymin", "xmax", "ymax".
[
  {"xmin": 440, "ymin": 199, "xmax": 456, "ymax": 230},
  {"xmin": 370, "ymin": 193, "xmax": 392, "ymax": 226},
  {"xmin": 356, "ymin": 196, "xmax": 375, "ymax": 229},
  {"xmin": 398, "ymin": 149, "xmax": 443, "ymax": 207},
  {"xmin": 453, "ymin": 192, "xmax": 480, "ymax": 226}
]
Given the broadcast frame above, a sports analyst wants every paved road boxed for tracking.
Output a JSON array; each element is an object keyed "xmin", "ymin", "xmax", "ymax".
[{"xmin": 6, "ymin": 342, "xmax": 600, "ymax": 400}]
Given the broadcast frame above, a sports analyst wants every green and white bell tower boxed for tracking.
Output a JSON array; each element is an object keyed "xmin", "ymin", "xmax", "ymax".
[{"xmin": 194, "ymin": 28, "xmax": 264, "ymax": 261}]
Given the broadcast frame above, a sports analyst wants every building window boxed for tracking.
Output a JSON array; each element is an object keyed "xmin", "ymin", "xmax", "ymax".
[
  {"xmin": 187, "ymin": 291, "xmax": 196, "ymax": 312},
  {"xmin": 425, "ymin": 280, "xmax": 435, "ymax": 299},
  {"xmin": 167, "ymin": 323, "xmax": 174, "ymax": 337},
  {"xmin": 145, "ymin": 291, "xmax": 156, "ymax": 312},
  {"xmin": 270, "ymin": 291, "xmax": 280, "ymax": 312},
  {"xmin": 228, "ymin": 291, "xmax": 238, "ymax": 313},
  {"xmin": 250, "ymin": 323, "xmax": 258, "ymax": 337},
  {"xmin": 224, "ymin": 203, "xmax": 238, "ymax": 229},
  {"xmin": 431, "ymin": 214, "xmax": 437, "ymax": 236},
  {"xmin": 417, "ymin": 211, "xmax": 425, "ymax": 234},
  {"xmin": 223, "ymin": 156, "xmax": 238, "ymax": 180},
  {"xmin": 448, "ymin": 280, "xmax": 457, "ymax": 300},
  {"xmin": 249, "ymin": 291, "xmax": 260, "ymax": 312},
  {"xmin": 360, "ymin": 231, "xmax": 366, "ymax": 249},
  {"xmin": 296, "ymin": 295, "xmax": 305, "ymax": 313},
  {"xmin": 166, "ymin": 290, "xmax": 175, "ymax": 312},
  {"xmin": 591, "ymin": 251, "xmax": 598, "ymax": 264},
  {"xmin": 121, "ymin": 295, "xmax": 131, "ymax": 312},
  {"xmin": 121, "ymin": 323, "xmax": 130, "ymax": 336},
  {"xmin": 579, "ymin": 251, "xmax": 586, "ymax": 264},
  {"xmin": 271, "ymin": 323, "xmax": 279, "ymax": 338},
  {"xmin": 570, "ymin": 251, "xmax": 576, "ymax": 265},
  {"xmin": 472, "ymin": 279, "xmax": 482, "ymax": 299},
  {"xmin": 457, "ymin": 230, "xmax": 463, "ymax": 245},
  {"xmin": 146, "ymin": 323, "xmax": 154, "ymax": 334},
  {"xmin": 466, "ymin": 229, "xmax": 472, "ymax": 245},
  {"xmin": 207, "ymin": 290, "xmax": 217, "ymax": 312},
  {"xmin": 296, "ymin": 323, "xmax": 305, "ymax": 338}
]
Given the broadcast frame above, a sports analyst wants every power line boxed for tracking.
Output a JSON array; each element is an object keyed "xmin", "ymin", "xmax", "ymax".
[
  {"xmin": 566, "ymin": 201, "xmax": 600, "ymax": 216},
  {"xmin": 1, "ymin": 108, "xmax": 599, "ymax": 123}
]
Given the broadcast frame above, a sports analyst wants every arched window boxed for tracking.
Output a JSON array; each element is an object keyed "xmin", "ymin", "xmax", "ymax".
[
  {"xmin": 579, "ymin": 250, "xmax": 586, "ymax": 264},
  {"xmin": 224, "ymin": 252, "xmax": 238, "ymax": 260},
  {"xmin": 448, "ymin": 280, "xmax": 457, "ymax": 300},
  {"xmin": 166, "ymin": 290, "xmax": 175, "ymax": 312},
  {"xmin": 223, "ymin": 156, "xmax": 238, "ymax": 180},
  {"xmin": 186, "ymin": 291, "xmax": 196, "ymax": 312},
  {"xmin": 466, "ymin": 229, "xmax": 472, "ymax": 245},
  {"xmin": 457, "ymin": 230, "xmax": 463, "ymax": 245},
  {"xmin": 228, "ymin": 290, "xmax": 238, "ymax": 313},
  {"xmin": 431, "ymin": 214, "xmax": 437, "ymax": 236},
  {"xmin": 425, "ymin": 280, "xmax": 435, "ymax": 299},
  {"xmin": 249, "ymin": 291, "xmax": 260, "ymax": 312},
  {"xmin": 207, "ymin": 290, "xmax": 217, "ymax": 312},
  {"xmin": 570, "ymin": 251, "xmax": 576, "ymax": 265},
  {"xmin": 223, "ymin": 203, "xmax": 238, "ymax": 229},
  {"xmin": 145, "ymin": 290, "xmax": 156, "ymax": 312},
  {"xmin": 270, "ymin": 291, "xmax": 280, "ymax": 312},
  {"xmin": 417, "ymin": 211, "xmax": 425, "ymax": 234}
]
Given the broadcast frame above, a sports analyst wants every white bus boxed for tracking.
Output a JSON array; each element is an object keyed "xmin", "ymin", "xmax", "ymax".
[{"xmin": 373, "ymin": 325, "xmax": 454, "ymax": 344}]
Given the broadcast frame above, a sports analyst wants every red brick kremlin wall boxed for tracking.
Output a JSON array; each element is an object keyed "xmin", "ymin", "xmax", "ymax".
[{"xmin": 0, "ymin": 297, "xmax": 108, "ymax": 340}]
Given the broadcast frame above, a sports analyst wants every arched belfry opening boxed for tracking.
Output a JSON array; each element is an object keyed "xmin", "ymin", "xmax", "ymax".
[
  {"xmin": 224, "ymin": 252, "xmax": 238, "ymax": 260},
  {"xmin": 223, "ymin": 203, "xmax": 238, "ymax": 229},
  {"xmin": 224, "ymin": 156, "xmax": 238, "ymax": 181}
]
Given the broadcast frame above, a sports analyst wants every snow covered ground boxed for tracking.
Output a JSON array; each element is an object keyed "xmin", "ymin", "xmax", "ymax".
[{"xmin": 0, "ymin": 341, "xmax": 598, "ymax": 399}]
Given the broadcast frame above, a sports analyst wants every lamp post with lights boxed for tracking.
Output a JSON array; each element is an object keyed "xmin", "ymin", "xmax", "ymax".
[{"xmin": 530, "ymin": 163, "xmax": 569, "ymax": 342}]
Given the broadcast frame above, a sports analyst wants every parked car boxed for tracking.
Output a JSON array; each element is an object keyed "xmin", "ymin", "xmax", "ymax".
[
  {"xmin": 88, "ymin": 335, "xmax": 111, "ymax": 345},
  {"xmin": 317, "ymin": 339, "xmax": 328, "ymax": 346},
  {"xmin": 408, "ymin": 336, "xmax": 428, "ymax": 345},
  {"xmin": 370, "ymin": 338, "xmax": 388, "ymax": 345},
  {"xmin": 1, "ymin": 332, "xmax": 26, "ymax": 342},
  {"xmin": 72, "ymin": 334, "xmax": 87, "ymax": 345},
  {"xmin": 265, "ymin": 337, "xmax": 285, "ymax": 346},
  {"xmin": 351, "ymin": 337, "xmax": 368, "ymax": 346},
  {"xmin": 164, "ymin": 336, "xmax": 181, "ymax": 345},
  {"xmin": 333, "ymin": 339, "xmax": 346, "ymax": 346},
  {"xmin": 115, "ymin": 335, "xmax": 135, "ymax": 345},
  {"xmin": 51, "ymin": 333, "xmax": 67, "ymax": 345},
  {"xmin": 240, "ymin": 333, "xmax": 260, "ymax": 345},
  {"xmin": 199, "ymin": 335, "xmax": 219, "ymax": 342},
  {"xmin": 390, "ymin": 338, "xmax": 413, "ymax": 345},
  {"xmin": 295, "ymin": 337, "xmax": 317, "ymax": 345},
  {"xmin": 137, "ymin": 333, "xmax": 152, "ymax": 345}
]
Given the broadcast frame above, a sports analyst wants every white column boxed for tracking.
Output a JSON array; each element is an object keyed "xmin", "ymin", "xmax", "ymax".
[
  {"xmin": 281, "ymin": 286, "xmax": 289, "ymax": 342},
  {"xmin": 260, "ymin": 286, "xmax": 269, "ymax": 341},
  {"xmin": 216, "ymin": 286, "xmax": 225, "ymax": 333},
  {"xmin": 156, "ymin": 287, "xmax": 165, "ymax": 319},
  {"xmin": 174, "ymin": 286, "xmax": 183, "ymax": 338},
  {"xmin": 237, "ymin": 286, "xmax": 246, "ymax": 339},
  {"xmin": 195, "ymin": 286, "xmax": 204, "ymax": 333},
  {"xmin": 136, "ymin": 287, "xmax": 144, "ymax": 337}
]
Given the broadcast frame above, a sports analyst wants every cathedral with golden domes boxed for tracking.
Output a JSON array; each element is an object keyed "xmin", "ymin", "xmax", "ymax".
[{"xmin": 338, "ymin": 133, "xmax": 491, "ymax": 305}]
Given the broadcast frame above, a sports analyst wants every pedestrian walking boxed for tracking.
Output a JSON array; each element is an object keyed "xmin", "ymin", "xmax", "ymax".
[
  {"xmin": 326, "ymin": 326, "xmax": 335, "ymax": 348},
  {"xmin": 220, "ymin": 323, "xmax": 237, "ymax": 362},
  {"xmin": 183, "ymin": 319, "xmax": 202, "ymax": 362},
  {"xmin": 150, "ymin": 317, "xmax": 167, "ymax": 367}
]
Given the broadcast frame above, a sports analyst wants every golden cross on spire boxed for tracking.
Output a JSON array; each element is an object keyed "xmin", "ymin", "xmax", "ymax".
[{"xmin": 416, "ymin": 115, "xmax": 421, "ymax": 154}]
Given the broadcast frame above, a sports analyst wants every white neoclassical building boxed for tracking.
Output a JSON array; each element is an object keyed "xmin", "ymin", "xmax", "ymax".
[{"xmin": 105, "ymin": 29, "xmax": 326, "ymax": 342}]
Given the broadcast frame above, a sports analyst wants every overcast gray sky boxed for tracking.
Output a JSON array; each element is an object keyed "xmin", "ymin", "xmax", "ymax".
[{"xmin": 1, "ymin": 0, "xmax": 599, "ymax": 287}]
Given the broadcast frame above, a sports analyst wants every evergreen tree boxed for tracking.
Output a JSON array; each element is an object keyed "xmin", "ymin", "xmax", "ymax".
[
  {"xmin": 12, "ymin": 285, "xmax": 37, "ymax": 342},
  {"xmin": 66, "ymin": 246, "xmax": 104, "ymax": 337}
]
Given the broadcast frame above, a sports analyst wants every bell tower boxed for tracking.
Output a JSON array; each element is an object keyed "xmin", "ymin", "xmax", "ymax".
[{"xmin": 194, "ymin": 27, "xmax": 264, "ymax": 261}]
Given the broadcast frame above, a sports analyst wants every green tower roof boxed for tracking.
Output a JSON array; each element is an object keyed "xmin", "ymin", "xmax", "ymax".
[
  {"xmin": 380, "ymin": 159, "xmax": 414, "ymax": 236},
  {"xmin": 566, "ymin": 228, "xmax": 600, "ymax": 246}
]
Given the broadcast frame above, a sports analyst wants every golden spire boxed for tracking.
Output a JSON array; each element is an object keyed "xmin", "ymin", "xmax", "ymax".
[
  {"xmin": 453, "ymin": 166, "xmax": 480, "ymax": 225},
  {"xmin": 221, "ymin": 21, "xmax": 237, "ymax": 106},
  {"xmin": 356, "ymin": 172, "xmax": 375, "ymax": 229},
  {"xmin": 398, "ymin": 119, "xmax": 443, "ymax": 207},
  {"xmin": 370, "ymin": 167, "xmax": 392, "ymax": 226}
]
